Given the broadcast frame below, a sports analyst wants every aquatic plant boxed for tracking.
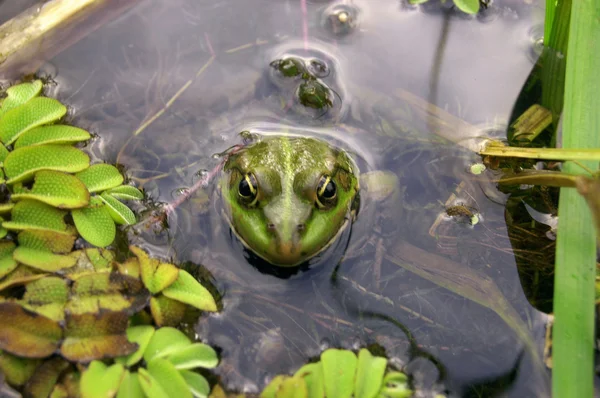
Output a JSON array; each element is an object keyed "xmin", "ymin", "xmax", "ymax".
[
  {"xmin": 258, "ymin": 348, "xmax": 413, "ymax": 398},
  {"xmin": 0, "ymin": 80, "xmax": 219, "ymax": 397}
]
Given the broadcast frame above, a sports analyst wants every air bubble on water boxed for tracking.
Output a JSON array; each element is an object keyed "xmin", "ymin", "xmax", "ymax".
[
  {"xmin": 171, "ymin": 187, "xmax": 190, "ymax": 199},
  {"xmin": 319, "ymin": 337, "xmax": 331, "ymax": 351}
]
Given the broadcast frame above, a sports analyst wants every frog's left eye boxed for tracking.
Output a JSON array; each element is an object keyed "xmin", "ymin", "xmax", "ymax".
[
  {"xmin": 316, "ymin": 175, "xmax": 336, "ymax": 208},
  {"xmin": 239, "ymin": 173, "xmax": 259, "ymax": 205}
]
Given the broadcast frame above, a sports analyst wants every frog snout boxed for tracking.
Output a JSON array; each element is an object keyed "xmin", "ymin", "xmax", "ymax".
[{"xmin": 265, "ymin": 222, "xmax": 307, "ymax": 266}]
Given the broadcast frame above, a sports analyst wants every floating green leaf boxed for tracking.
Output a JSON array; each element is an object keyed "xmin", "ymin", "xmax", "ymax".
[
  {"xmin": 453, "ymin": 0, "xmax": 480, "ymax": 14},
  {"xmin": 321, "ymin": 349, "xmax": 357, "ymax": 398},
  {"xmin": 76, "ymin": 164, "xmax": 124, "ymax": 193},
  {"xmin": 14, "ymin": 125, "xmax": 91, "ymax": 148},
  {"xmin": 107, "ymin": 185, "xmax": 144, "ymax": 200},
  {"xmin": 143, "ymin": 327, "xmax": 192, "ymax": 363},
  {"xmin": 163, "ymin": 269, "xmax": 218, "ymax": 312},
  {"xmin": 0, "ymin": 350, "xmax": 40, "ymax": 387},
  {"xmin": 380, "ymin": 372, "xmax": 412, "ymax": 398},
  {"xmin": 0, "ymin": 80, "xmax": 43, "ymax": 117},
  {"xmin": 2, "ymin": 200, "xmax": 70, "ymax": 233},
  {"xmin": 72, "ymin": 197, "xmax": 116, "ymax": 248},
  {"xmin": 261, "ymin": 375, "xmax": 287, "ymax": 398},
  {"xmin": 355, "ymin": 349, "xmax": 387, "ymax": 398},
  {"xmin": 0, "ymin": 302, "xmax": 62, "ymax": 358},
  {"xmin": 118, "ymin": 325, "xmax": 156, "ymax": 367},
  {"xmin": 100, "ymin": 192, "xmax": 136, "ymax": 225},
  {"xmin": 0, "ymin": 203, "xmax": 14, "ymax": 214},
  {"xmin": 0, "ymin": 143, "xmax": 8, "ymax": 163},
  {"xmin": 0, "ymin": 97, "xmax": 67, "ymax": 145},
  {"xmin": 179, "ymin": 370, "xmax": 210, "ymax": 398},
  {"xmin": 294, "ymin": 363, "xmax": 324, "ymax": 398},
  {"xmin": 0, "ymin": 265, "xmax": 45, "ymax": 292},
  {"xmin": 13, "ymin": 247, "xmax": 78, "ymax": 272},
  {"xmin": 116, "ymin": 371, "xmax": 145, "ymax": 398},
  {"xmin": 0, "ymin": 241, "xmax": 17, "ymax": 279},
  {"xmin": 130, "ymin": 246, "xmax": 179, "ymax": 294},
  {"xmin": 137, "ymin": 368, "xmax": 170, "ymax": 398},
  {"xmin": 149, "ymin": 295, "xmax": 187, "ymax": 327},
  {"xmin": 22, "ymin": 357, "xmax": 70, "ymax": 398},
  {"xmin": 147, "ymin": 358, "xmax": 192, "ymax": 398},
  {"xmin": 168, "ymin": 343, "xmax": 219, "ymax": 370},
  {"xmin": 22, "ymin": 277, "xmax": 69, "ymax": 305},
  {"xmin": 4, "ymin": 144, "xmax": 90, "ymax": 184},
  {"xmin": 11, "ymin": 170, "xmax": 90, "ymax": 208},
  {"xmin": 18, "ymin": 230, "xmax": 76, "ymax": 253},
  {"xmin": 61, "ymin": 311, "xmax": 137, "ymax": 363},
  {"xmin": 80, "ymin": 361, "xmax": 126, "ymax": 398},
  {"xmin": 277, "ymin": 376, "xmax": 308, "ymax": 398}
]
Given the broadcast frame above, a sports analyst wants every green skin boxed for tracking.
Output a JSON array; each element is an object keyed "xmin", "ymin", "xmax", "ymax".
[{"xmin": 220, "ymin": 136, "xmax": 360, "ymax": 267}]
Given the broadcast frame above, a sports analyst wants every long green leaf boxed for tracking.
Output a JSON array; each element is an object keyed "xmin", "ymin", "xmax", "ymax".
[{"xmin": 552, "ymin": 1, "xmax": 599, "ymax": 397}]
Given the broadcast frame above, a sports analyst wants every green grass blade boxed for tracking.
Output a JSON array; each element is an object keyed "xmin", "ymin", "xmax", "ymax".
[
  {"xmin": 552, "ymin": 1, "xmax": 600, "ymax": 397},
  {"xmin": 544, "ymin": 0, "xmax": 556, "ymax": 46}
]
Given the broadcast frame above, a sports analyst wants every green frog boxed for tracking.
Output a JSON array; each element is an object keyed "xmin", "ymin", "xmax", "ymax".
[{"xmin": 218, "ymin": 133, "xmax": 399, "ymax": 267}]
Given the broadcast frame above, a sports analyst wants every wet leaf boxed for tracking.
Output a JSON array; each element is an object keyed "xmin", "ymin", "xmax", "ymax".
[
  {"xmin": 137, "ymin": 367, "xmax": 170, "ymax": 398},
  {"xmin": 72, "ymin": 197, "xmax": 116, "ymax": 248},
  {"xmin": 2, "ymin": 200, "xmax": 70, "ymax": 234},
  {"xmin": 115, "ymin": 257, "xmax": 140, "ymax": 278},
  {"xmin": 179, "ymin": 370, "xmax": 210, "ymax": 398},
  {"xmin": 277, "ymin": 376, "xmax": 308, "ymax": 398},
  {"xmin": 0, "ymin": 241, "xmax": 17, "ymax": 279},
  {"xmin": 0, "ymin": 265, "xmax": 45, "ymax": 292},
  {"xmin": 80, "ymin": 361, "xmax": 125, "ymax": 398},
  {"xmin": 107, "ymin": 185, "xmax": 144, "ymax": 200},
  {"xmin": 64, "ymin": 249, "xmax": 116, "ymax": 278},
  {"xmin": 20, "ymin": 302, "xmax": 65, "ymax": 323},
  {"xmin": 100, "ymin": 192, "xmax": 136, "ymax": 225},
  {"xmin": 0, "ymin": 203, "xmax": 14, "ymax": 214},
  {"xmin": 147, "ymin": 358, "xmax": 192, "ymax": 398},
  {"xmin": 67, "ymin": 272, "xmax": 148, "ymax": 315},
  {"xmin": 116, "ymin": 370, "xmax": 145, "ymax": 398},
  {"xmin": 0, "ymin": 144, "xmax": 8, "ymax": 163},
  {"xmin": 453, "ymin": 0, "xmax": 480, "ymax": 14},
  {"xmin": 0, "ymin": 222, "xmax": 6, "ymax": 239},
  {"xmin": 130, "ymin": 246, "xmax": 179, "ymax": 294},
  {"xmin": 0, "ymin": 302, "xmax": 62, "ymax": 358},
  {"xmin": 0, "ymin": 350, "xmax": 40, "ymax": 386},
  {"xmin": 380, "ymin": 372, "xmax": 412, "ymax": 398},
  {"xmin": 261, "ymin": 375, "xmax": 287, "ymax": 398},
  {"xmin": 23, "ymin": 357, "xmax": 70, "ymax": 398},
  {"xmin": 163, "ymin": 269, "xmax": 218, "ymax": 312},
  {"xmin": 0, "ymin": 80, "xmax": 43, "ymax": 117},
  {"xmin": 0, "ymin": 97, "xmax": 66, "ymax": 145},
  {"xmin": 321, "ymin": 349, "xmax": 357, "ymax": 398},
  {"xmin": 61, "ymin": 311, "xmax": 137, "ymax": 363},
  {"xmin": 294, "ymin": 363, "xmax": 324, "ymax": 398},
  {"xmin": 11, "ymin": 170, "xmax": 90, "ymax": 208},
  {"xmin": 4, "ymin": 144, "xmax": 90, "ymax": 184},
  {"xmin": 150, "ymin": 295, "xmax": 186, "ymax": 327},
  {"xmin": 143, "ymin": 327, "xmax": 191, "ymax": 363},
  {"xmin": 168, "ymin": 343, "xmax": 219, "ymax": 370},
  {"xmin": 50, "ymin": 384, "xmax": 68, "ymax": 398},
  {"xmin": 355, "ymin": 349, "xmax": 387, "ymax": 398},
  {"xmin": 76, "ymin": 164, "xmax": 124, "ymax": 193},
  {"xmin": 116, "ymin": 325, "xmax": 155, "ymax": 367},
  {"xmin": 23, "ymin": 276, "xmax": 69, "ymax": 305},
  {"xmin": 18, "ymin": 230, "xmax": 76, "ymax": 253},
  {"xmin": 14, "ymin": 125, "xmax": 91, "ymax": 148},
  {"xmin": 13, "ymin": 247, "xmax": 78, "ymax": 272}
]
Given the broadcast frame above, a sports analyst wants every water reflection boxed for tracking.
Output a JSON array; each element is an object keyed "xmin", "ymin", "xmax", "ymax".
[{"xmin": 6, "ymin": 0, "xmax": 554, "ymax": 395}]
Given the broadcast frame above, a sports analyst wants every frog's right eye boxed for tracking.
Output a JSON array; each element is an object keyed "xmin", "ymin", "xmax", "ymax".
[{"xmin": 238, "ymin": 173, "xmax": 258, "ymax": 205}]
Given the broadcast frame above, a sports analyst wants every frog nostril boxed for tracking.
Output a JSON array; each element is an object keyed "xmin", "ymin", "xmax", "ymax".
[
  {"xmin": 297, "ymin": 224, "xmax": 306, "ymax": 232},
  {"xmin": 267, "ymin": 223, "xmax": 276, "ymax": 230}
]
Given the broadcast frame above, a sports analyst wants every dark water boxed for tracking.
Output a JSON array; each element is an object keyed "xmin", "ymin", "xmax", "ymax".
[{"xmin": 2, "ymin": 0, "xmax": 555, "ymax": 396}]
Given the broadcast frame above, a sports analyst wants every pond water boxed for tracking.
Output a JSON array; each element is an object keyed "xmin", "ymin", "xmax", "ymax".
[{"xmin": 2, "ymin": 0, "xmax": 555, "ymax": 396}]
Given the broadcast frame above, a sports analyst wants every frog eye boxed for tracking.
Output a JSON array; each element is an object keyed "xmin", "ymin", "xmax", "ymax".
[
  {"xmin": 316, "ymin": 175, "xmax": 336, "ymax": 208},
  {"xmin": 238, "ymin": 173, "xmax": 258, "ymax": 204}
]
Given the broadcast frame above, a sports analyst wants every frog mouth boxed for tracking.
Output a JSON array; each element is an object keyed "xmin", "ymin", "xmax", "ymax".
[{"xmin": 221, "ymin": 209, "xmax": 353, "ymax": 267}]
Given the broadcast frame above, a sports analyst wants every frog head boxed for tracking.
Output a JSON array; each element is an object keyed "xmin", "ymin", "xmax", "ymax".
[{"xmin": 220, "ymin": 136, "xmax": 360, "ymax": 267}]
